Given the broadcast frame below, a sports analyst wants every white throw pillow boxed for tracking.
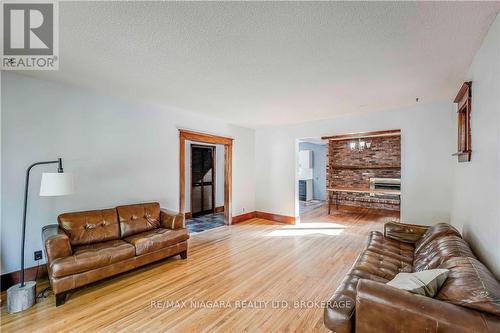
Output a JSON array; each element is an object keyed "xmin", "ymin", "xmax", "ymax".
[{"xmin": 387, "ymin": 269, "xmax": 449, "ymax": 297}]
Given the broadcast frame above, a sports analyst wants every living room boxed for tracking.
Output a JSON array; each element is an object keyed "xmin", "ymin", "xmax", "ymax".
[{"xmin": 1, "ymin": 2, "xmax": 499, "ymax": 332}]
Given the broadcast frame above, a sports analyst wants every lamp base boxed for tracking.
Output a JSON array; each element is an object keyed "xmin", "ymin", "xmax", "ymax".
[{"xmin": 7, "ymin": 281, "xmax": 36, "ymax": 313}]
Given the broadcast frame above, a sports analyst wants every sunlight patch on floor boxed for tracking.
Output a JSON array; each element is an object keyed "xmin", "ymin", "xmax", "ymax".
[
  {"xmin": 295, "ymin": 222, "xmax": 347, "ymax": 229},
  {"xmin": 264, "ymin": 222, "xmax": 346, "ymax": 237}
]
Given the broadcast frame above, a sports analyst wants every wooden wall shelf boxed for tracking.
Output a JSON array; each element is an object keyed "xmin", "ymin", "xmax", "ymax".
[
  {"xmin": 453, "ymin": 82, "xmax": 472, "ymax": 162},
  {"xmin": 332, "ymin": 165, "xmax": 400, "ymax": 170}
]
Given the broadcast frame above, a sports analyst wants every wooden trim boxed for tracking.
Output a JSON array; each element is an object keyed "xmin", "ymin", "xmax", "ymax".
[
  {"xmin": 453, "ymin": 82, "xmax": 472, "ymax": 162},
  {"xmin": 179, "ymin": 129, "xmax": 233, "ymax": 224},
  {"xmin": 231, "ymin": 211, "xmax": 296, "ymax": 224},
  {"xmin": 255, "ymin": 211, "xmax": 296, "ymax": 224},
  {"xmin": 213, "ymin": 146, "xmax": 217, "ymax": 214},
  {"xmin": 322, "ymin": 129, "xmax": 401, "ymax": 141},
  {"xmin": 231, "ymin": 211, "xmax": 257, "ymax": 224},
  {"xmin": 184, "ymin": 212, "xmax": 193, "ymax": 219},
  {"xmin": 180, "ymin": 135, "xmax": 186, "ymax": 214},
  {"xmin": 214, "ymin": 206, "xmax": 224, "ymax": 213},
  {"xmin": 1, "ymin": 264, "xmax": 47, "ymax": 291},
  {"xmin": 224, "ymin": 144, "xmax": 233, "ymax": 224},
  {"xmin": 454, "ymin": 81, "xmax": 472, "ymax": 103},
  {"xmin": 179, "ymin": 129, "xmax": 233, "ymax": 146}
]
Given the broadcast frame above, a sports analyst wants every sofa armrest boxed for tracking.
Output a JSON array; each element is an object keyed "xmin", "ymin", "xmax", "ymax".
[
  {"xmin": 384, "ymin": 221, "xmax": 429, "ymax": 244},
  {"xmin": 355, "ymin": 279, "xmax": 500, "ymax": 333},
  {"xmin": 160, "ymin": 208, "xmax": 185, "ymax": 230},
  {"xmin": 323, "ymin": 274, "xmax": 358, "ymax": 333},
  {"xmin": 42, "ymin": 224, "xmax": 72, "ymax": 264}
]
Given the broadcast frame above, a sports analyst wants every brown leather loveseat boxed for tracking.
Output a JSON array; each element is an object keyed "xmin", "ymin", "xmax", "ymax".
[
  {"xmin": 42, "ymin": 202, "xmax": 188, "ymax": 306},
  {"xmin": 324, "ymin": 222, "xmax": 500, "ymax": 332}
]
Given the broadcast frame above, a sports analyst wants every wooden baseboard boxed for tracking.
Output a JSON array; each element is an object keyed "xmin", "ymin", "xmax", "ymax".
[
  {"xmin": 184, "ymin": 212, "xmax": 192, "ymax": 219},
  {"xmin": 255, "ymin": 211, "xmax": 296, "ymax": 224},
  {"xmin": 1, "ymin": 264, "xmax": 48, "ymax": 291},
  {"xmin": 231, "ymin": 211, "xmax": 257, "ymax": 224},
  {"xmin": 231, "ymin": 211, "xmax": 296, "ymax": 224},
  {"xmin": 214, "ymin": 206, "xmax": 224, "ymax": 213}
]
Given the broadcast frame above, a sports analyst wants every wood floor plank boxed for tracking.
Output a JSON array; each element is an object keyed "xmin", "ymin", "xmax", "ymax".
[{"xmin": 1, "ymin": 206, "xmax": 398, "ymax": 332}]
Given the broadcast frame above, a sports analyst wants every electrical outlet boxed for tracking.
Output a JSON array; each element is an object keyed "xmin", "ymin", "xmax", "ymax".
[{"xmin": 34, "ymin": 250, "xmax": 43, "ymax": 261}]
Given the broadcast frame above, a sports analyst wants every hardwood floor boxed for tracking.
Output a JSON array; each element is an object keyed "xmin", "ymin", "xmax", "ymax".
[{"xmin": 1, "ymin": 206, "xmax": 397, "ymax": 332}]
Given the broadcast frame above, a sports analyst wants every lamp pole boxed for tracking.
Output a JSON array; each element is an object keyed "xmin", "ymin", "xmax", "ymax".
[
  {"xmin": 8, "ymin": 157, "xmax": 73, "ymax": 313},
  {"xmin": 20, "ymin": 158, "xmax": 63, "ymax": 287}
]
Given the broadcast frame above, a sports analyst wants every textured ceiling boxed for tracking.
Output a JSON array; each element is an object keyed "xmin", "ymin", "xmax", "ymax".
[{"xmin": 17, "ymin": 2, "xmax": 500, "ymax": 128}]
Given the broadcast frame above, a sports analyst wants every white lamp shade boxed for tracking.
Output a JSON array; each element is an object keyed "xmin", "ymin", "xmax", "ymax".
[{"xmin": 40, "ymin": 173, "xmax": 75, "ymax": 196}]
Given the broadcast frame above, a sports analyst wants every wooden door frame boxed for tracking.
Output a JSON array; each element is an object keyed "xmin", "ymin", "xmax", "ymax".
[
  {"xmin": 190, "ymin": 144, "xmax": 216, "ymax": 217},
  {"xmin": 179, "ymin": 129, "xmax": 233, "ymax": 224}
]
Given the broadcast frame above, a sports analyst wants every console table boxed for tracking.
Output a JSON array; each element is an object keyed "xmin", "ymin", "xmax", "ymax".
[{"xmin": 327, "ymin": 187, "xmax": 401, "ymax": 214}]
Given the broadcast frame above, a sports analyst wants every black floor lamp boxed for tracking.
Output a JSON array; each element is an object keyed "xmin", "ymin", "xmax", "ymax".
[{"xmin": 7, "ymin": 158, "xmax": 75, "ymax": 314}]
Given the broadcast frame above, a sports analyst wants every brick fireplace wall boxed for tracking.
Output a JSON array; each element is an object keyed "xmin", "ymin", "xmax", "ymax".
[{"xmin": 327, "ymin": 136, "xmax": 401, "ymax": 210}]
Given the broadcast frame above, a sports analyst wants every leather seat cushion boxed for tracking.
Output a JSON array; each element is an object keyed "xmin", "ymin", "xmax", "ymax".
[
  {"xmin": 124, "ymin": 228, "xmax": 189, "ymax": 256},
  {"xmin": 437, "ymin": 257, "xmax": 500, "ymax": 316},
  {"xmin": 414, "ymin": 223, "xmax": 461, "ymax": 255},
  {"xmin": 50, "ymin": 240, "xmax": 135, "ymax": 278},
  {"xmin": 366, "ymin": 231, "xmax": 414, "ymax": 263},
  {"xmin": 413, "ymin": 235, "xmax": 476, "ymax": 271},
  {"xmin": 117, "ymin": 202, "xmax": 161, "ymax": 238},
  {"xmin": 356, "ymin": 249, "xmax": 412, "ymax": 280},
  {"xmin": 58, "ymin": 209, "xmax": 120, "ymax": 246}
]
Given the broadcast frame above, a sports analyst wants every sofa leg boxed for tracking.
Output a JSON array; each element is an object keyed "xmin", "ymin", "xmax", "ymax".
[
  {"xmin": 55, "ymin": 293, "xmax": 67, "ymax": 306},
  {"xmin": 180, "ymin": 250, "xmax": 188, "ymax": 259}
]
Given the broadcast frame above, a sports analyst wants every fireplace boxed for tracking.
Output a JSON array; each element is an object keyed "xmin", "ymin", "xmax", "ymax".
[
  {"xmin": 327, "ymin": 134, "xmax": 401, "ymax": 211},
  {"xmin": 369, "ymin": 177, "xmax": 400, "ymax": 198}
]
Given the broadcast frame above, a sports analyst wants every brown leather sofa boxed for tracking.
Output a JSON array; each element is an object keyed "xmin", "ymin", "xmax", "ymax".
[
  {"xmin": 324, "ymin": 222, "xmax": 500, "ymax": 332},
  {"xmin": 42, "ymin": 202, "xmax": 188, "ymax": 306}
]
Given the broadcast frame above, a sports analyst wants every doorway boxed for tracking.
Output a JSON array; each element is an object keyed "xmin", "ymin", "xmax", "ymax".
[
  {"xmin": 179, "ymin": 130, "xmax": 233, "ymax": 233},
  {"xmin": 190, "ymin": 144, "xmax": 215, "ymax": 217},
  {"xmin": 297, "ymin": 138, "xmax": 328, "ymax": 217}
]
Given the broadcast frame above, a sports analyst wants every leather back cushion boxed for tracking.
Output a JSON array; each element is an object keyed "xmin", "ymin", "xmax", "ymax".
[
  {"xmin": 117, "ymin": 202, "xmax": 161, "ymax": 238},
  {"xmin": 437, "ymin": 257, "xmax": 500, "ymax": 316},
  {"xmin": 413, "ymin": 235, "xmax": 476, "ymax": 271},
  {"xmin": 414, "ymin": 223, "xmax": 462, "ymax": 255},
  {"xmin": 58, "ymin": 209, "xmax": 120, "ymax": 246}
]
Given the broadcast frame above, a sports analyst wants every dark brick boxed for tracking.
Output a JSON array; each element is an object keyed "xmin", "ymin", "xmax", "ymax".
[{"xmin": 326, "ymin": 136, "xmax": 401, "ymax": 210}]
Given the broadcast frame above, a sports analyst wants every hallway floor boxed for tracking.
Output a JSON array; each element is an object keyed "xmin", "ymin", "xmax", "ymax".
[
  {"xmin": 299, "ymin": 200, "xmax": 325, "ymax": 214},
  {"xmin": 186, "ymin": 212, "xmax": 226, "ymax": 234}
]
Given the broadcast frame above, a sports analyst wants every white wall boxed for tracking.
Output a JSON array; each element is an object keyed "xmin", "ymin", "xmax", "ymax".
[
  {"xmin": 0, "ymin": 72, "xmax": 255, "ymax": 273},
  {"xmin": 184, "ymin": 140, "xmax": 224, "ymax": 212},
  {"xmin": 451, "ymin": 13, "xmax": 500, "ymax": 278},
  {"xmin": 255, "ymin": 101, "xmax": 455, "ymax": 223}
]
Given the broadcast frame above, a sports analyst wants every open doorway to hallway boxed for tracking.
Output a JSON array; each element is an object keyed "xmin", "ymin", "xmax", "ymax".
[
  {"xmin": 179, "ymin": 130, "xmax": 233, "ymax": 234},
  {"xmin": 297, "ymin": 138, "xmax": 328, "ymax": 217},
  {"xmin": 185, "ymin": 143, "xmax": 225, "ymax": 234}
]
